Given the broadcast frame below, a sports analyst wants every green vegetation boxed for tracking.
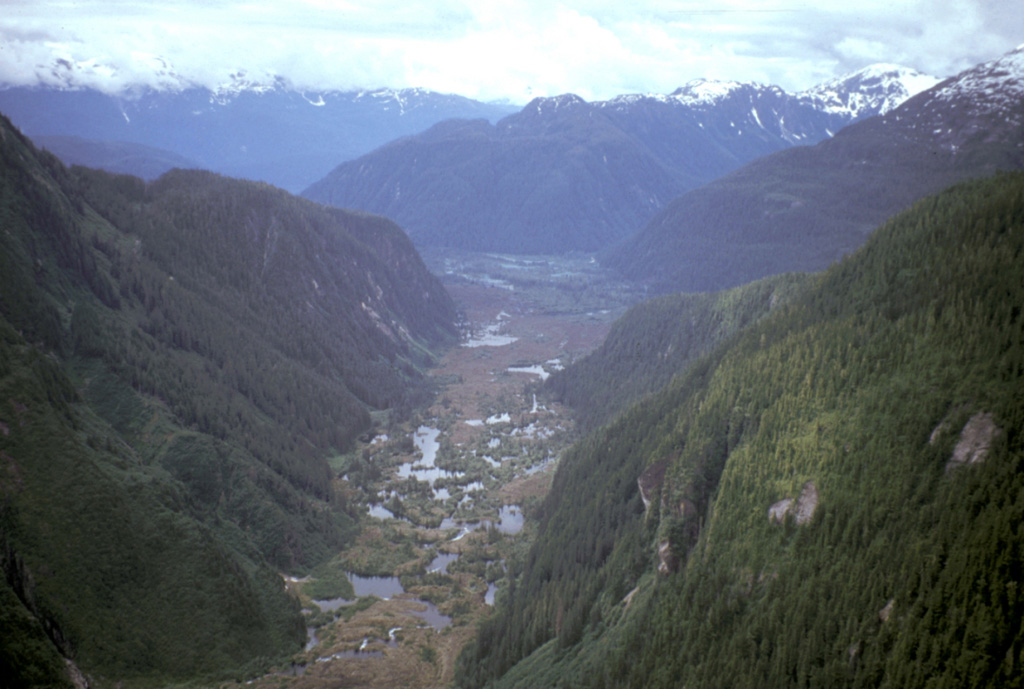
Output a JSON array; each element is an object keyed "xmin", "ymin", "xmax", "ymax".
[
  {"xmin": 303, "ymin": 563, "xmax": 357, "ymax": 601},
  {"xmin": 545, "ymin": 272, "xmax": 806, "ymax": 431},
  {"xmin": 459, "ymin": 172, "xmax": 1024, "ymax": 688},
  {"xmin": 0, "ymin": 112, "xmax": 457, "ymax": 687}
]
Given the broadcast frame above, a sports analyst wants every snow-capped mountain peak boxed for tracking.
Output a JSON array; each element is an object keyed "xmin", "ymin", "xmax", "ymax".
[
  {"xmin": 523, "ymin": 93, "xmax": 589, "ymax": 115},
  {"xmin": 929, "ymin": 44, "xmax": 1024, "ymax": 115},
  {"xmin": 210, "ymin": 71, "xmax": 290, "ymax": 103},
  {"xmin": 880, "ymin": 44, "xmax": 1024, "ymax": 150},
  {"xmin": 800, "ymin": 64, "xmax": 940, "ymax": 117},
  {"xmin": 669, "ymin": 79, "xmax": 750, "ymax": 107}
]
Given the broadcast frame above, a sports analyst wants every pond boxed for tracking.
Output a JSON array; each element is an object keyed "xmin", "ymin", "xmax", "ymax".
[
  {"xmin": 406, "ymin": 601, "xmax": 452, "ymax": 630},
  {"xmin": 497, "ymin": 505, "xmax": 524, "ymax": 535},
  {"xmin": 397, "ymin": 426, "xmax": 466, "ymax": 500},
  {"xmin": 428, "ymin": 551, "xmax": 459, "ymax": 574},
  {"xmin": 349, "ymin": 574, "xmax": 404, "ymax": 599}
]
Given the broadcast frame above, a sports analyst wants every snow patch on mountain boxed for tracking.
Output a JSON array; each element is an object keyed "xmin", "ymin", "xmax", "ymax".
[
  {"xmin": 669, "ymin": 79, "xmax": 749, "ymax": 108},
  {"xmin": 929, "ymin": 45, "xmax": 1024, "ymax": 117},
  {"xmin": 210, "ymin": 71, "xmax": 288, "ymax": 103},
  {"xmin": 594, "ymin": 67, "xmax": 931, "ymax": 123},
  {"xmin": 800, "ymin": 64, "xmax": 940, "ymax": 117},
  {"xmin": 528, "ymin": 93, "xmax": 588, "ymax": 114}
]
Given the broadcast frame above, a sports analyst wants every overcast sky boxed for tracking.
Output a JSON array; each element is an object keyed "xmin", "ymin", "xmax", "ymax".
[{"xmin": 1, "ymin": 1, "xmax": 1022, "ymax": 103}]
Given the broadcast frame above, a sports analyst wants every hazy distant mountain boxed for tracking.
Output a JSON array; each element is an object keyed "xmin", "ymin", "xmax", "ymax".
[
  {"xmin": 0, "ymin": 85, "xmax": 518, "ymax": 191},
  {"xmin": 607, "ymin": 46, "xmax": 1024, "ymax": 294},
  {"xmin": 303, "ymin": 65, "xmax": 936, "ymax": 253},
  {"xmin": 32, "ymin": 134, "xmax": 200, "ymax": 180}
]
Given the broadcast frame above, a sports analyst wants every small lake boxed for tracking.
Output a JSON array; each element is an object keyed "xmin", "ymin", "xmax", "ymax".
[
  {"xmin": 407, "ymin": 602, "xmax": 452, "ymax": 630},
  {"xmin": 313, "ymin": 597, "xmax": 353, "ymax": 612},
  {"xmin": 497, "ymin": 505, "xmax": 524, "ymax": 535},
  {"xmin": 349, "ymin": 574, "xmax": 404, "ymax": 599},
  {"xmin": 368, "ymin": 503, "xmax": 401, "ymax": 520},
  {"xmin": 428, "ymin": 551, "xmax": 459, "ymax": 574},
  {"xmin": 397, "ymin": 426, "xmax": 466, "ymax": 500}
]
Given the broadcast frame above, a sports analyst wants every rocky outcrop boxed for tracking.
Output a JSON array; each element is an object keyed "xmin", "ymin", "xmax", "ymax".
[
  {"xmin": 945, "ymin": 412, "xmax": 1000, "ymax": 472},
  {"xmin": 638, "ymin": 459, "xmax": 669, "ymax": 515},
  {"xmin": 768, "ymin": 481, "xmax": 819, "ymax": 525},
  {"xmin": 65, "ymin": 659, "xmax": 91, "ymax": 689},
  {"xmin": 878, "ymin": 598, "xmax": 895, "ymax": 623},
  {"xmin": 658, "ymin": 540, "xmax": 679, "ymax": 575},
  {"xmin": 768, "ymin": 498, "xmax": 794, "ymax": 523}
]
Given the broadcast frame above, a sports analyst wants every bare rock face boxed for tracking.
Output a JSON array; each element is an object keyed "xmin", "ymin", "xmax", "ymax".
[
  {"xmin": 638, "ymin": 459, "xmax": 669, "ymax": 514},
  {"xmin": 65, "ymin": 659, "xmax": 90, "ymax": 689},
  {"xmin": 658, "ymin": 540, "xmax": 679, "ymax": 575},
  {"xmin": 677, "ymin": 498, "xmax": 698, "ymax": 519},
  {"xmin": 768, "ymin": 498, "xmax": 794, "ymax": 523},
  {"xmin": 768, "ymin": 481, "xmax": 819, "ymax": 525},
  {"xmin": 929, "ymin": 419, "xmax": 950, "ymax": 445},
  {"xmin": 946, "ymin": 412, "xmax": 999, "ymax": 472},
  {"xmin": 879, "ymin": 598, "xmax": 895, "ymax": 623},
  {"xmin": 793, "ymin": 481, "xmax": 819, "ymax": 525}
]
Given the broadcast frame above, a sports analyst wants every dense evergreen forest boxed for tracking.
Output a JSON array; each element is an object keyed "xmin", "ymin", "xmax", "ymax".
[
  {"xmin": 544, "ymin": 272, "xmax": 806, "ymax": 432},
  {"xmin": 0, "ymin": 113, "xmax": 457, "ymax": 686},
  {"xmin": 460, "ymin": 172, "xmax": 1024, "ymax": 688}
]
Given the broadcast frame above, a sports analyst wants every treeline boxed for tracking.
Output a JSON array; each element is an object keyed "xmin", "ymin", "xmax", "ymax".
[
  {"xmin": 0, "ymin": 112, "xmax": 457, "ymax": 686},
  {"xmin": 459, "ymin": 172, "xmax": 1024, "ymax": 688}
]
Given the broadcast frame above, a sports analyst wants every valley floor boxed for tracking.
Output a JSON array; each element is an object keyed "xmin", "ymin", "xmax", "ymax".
[{"xmin": 226, "ymin": 253, "xmax": 638, "ymax": 689}]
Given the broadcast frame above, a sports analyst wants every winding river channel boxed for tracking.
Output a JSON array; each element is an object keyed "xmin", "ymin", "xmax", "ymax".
[{"xmin": 261, "ymin": 255, "xmax": 630, "ymax": 689}]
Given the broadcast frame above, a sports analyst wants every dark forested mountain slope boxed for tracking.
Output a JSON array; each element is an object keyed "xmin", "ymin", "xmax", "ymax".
[
  {"xmin": 459, "ymin": 171, "xmax": 1024, "ymax": 689},
  {"xmin": 0, "ymin": 112, "xmax": 456, "ymax": 687},
  {"xmin": 609, "ymin": 45, "xmax": 1024, "ymax": 293},
  {"xmin": 303, "ymin": 66, "xmax": 932, "ymax": 254},
  {"xmin": 0, "ymin": 85, "xmax": 517, "ymax": 192},
  {"xmin": 544, "ymin": 272, "xmax": 807, "ymax": 432}
]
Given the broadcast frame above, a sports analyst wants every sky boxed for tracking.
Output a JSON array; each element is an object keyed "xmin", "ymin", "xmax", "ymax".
[{"xmin": 1, "ymin": 1, "xmax": 1022, "ymax": 103}]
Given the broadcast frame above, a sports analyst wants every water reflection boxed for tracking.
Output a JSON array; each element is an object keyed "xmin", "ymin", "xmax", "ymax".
[
  {"xmin": 428, "ymin": 551, "xmax": 459, "ymax": 574},
  {"xmin": 498, "ymin": 504, "xmax": 524, "ymax": 534},
  {"xmin": 407, "ymin": 601, "xmax": 452, "ymax": 630},
  {"xmin": 313, "ymin": 597, "xmax": 352, "ymax": 612},
  {"xmin": 349, "ymin": 574, "xmax": 404, "ymax": 599},
  {"xmin": 397, "ymin": 426, "xmax": 466, "ymax": 500}
]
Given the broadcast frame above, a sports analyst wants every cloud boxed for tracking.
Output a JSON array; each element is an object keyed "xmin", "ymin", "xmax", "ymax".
[{"xmin": 1, "ymin": 0, "xmax": 1022, "ymax": 101}]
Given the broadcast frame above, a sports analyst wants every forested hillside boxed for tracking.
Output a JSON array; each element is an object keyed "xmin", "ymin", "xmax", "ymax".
[
  {"xmin": 459, "ymin": 172, "xmax": 1024, "ymax": 689},
  {"xmin": 544, "ymin": 273, "xmax": 806, "ymax": 431},
  {"xmin": 609, "ymin": 45, "xmax": 1024, "ymax": 293},
  {"xmin": 0, "ymin": 112, "xmax": 457, "ymax": 687}
]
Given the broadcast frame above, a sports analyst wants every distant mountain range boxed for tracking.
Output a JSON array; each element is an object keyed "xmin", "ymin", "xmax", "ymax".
[
  {"xmin": 30, "ymin": 134, "xmax": 200, "ymax": 180},
  {"xmin": 607, "ymin": 45, "xmax": 1024, "ymax": 293},
  {"xmin": 0, "ymin": 85, "xmax": 518, "ymax": 191},
  {"xmin": 302, "ymin": 65, "xmax": 937, "ymax": 253}
]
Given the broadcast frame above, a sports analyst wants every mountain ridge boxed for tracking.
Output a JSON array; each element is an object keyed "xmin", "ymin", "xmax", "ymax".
[
  {"xmin": 0, "ymin": 85, "xmax": 518, "ymax": 192},
  {"xmin": 607, "ymin": 45, "xmax": 1024, "ymax": 293},
  {"xmin": 303, "ymin": 64, "xmax": 935, "ymax": 254}
]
